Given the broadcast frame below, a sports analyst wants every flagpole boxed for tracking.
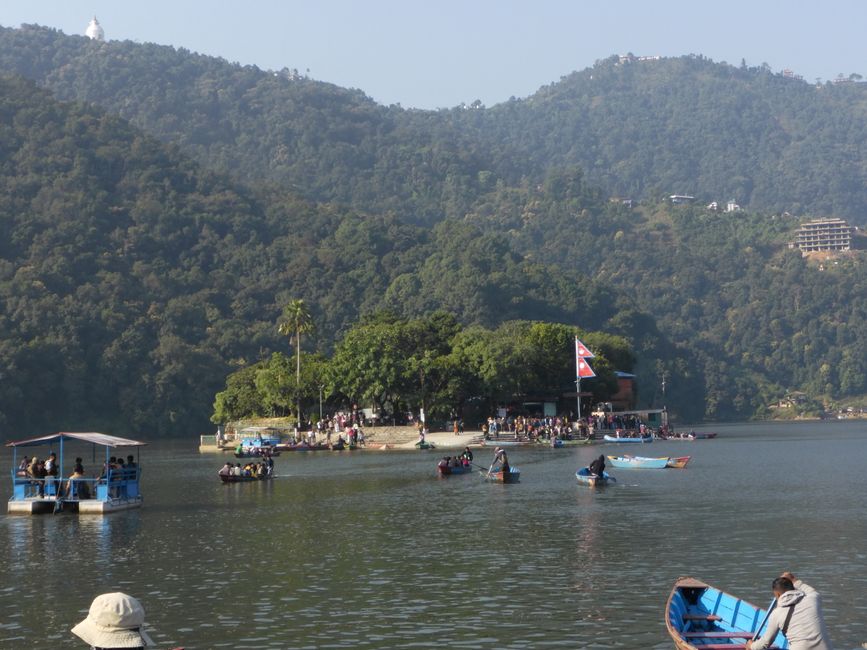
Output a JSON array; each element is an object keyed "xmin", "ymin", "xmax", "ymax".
[{"xmin": 575, "ymin": 336, "xmax": 581, "ymax": 422}]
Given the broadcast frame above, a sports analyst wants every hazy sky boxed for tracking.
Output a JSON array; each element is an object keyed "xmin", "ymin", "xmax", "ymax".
[{"xmin": 2, "ymin": 1, "xmax": 865, "ymax": 109}]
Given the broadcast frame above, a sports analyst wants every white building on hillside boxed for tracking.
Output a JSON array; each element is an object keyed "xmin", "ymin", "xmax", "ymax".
[{"xmin": 85, "ymin": 16, "xmax": 104, "ymax": 41}]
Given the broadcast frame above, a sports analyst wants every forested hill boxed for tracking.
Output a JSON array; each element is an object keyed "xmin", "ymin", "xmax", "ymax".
[
  {"xmin": 2, "ymin": 26, "xmax": 867, "ymax": 222},
  {"xmin": 0, "ymin": 75, "xmax": 641, "ymax": 436},
  {"xmin": 475, "ymin": 55, "xmax": 867, "ymax": 222},
  {"xmin": 0, "ymin": 24, "xmax": 491, "ymax": 225}
]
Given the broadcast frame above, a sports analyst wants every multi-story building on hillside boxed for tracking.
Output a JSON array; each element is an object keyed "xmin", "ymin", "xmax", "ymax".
[{"xmin": 791, "ymin": 218, "xmax": 854, "ymax": 253}]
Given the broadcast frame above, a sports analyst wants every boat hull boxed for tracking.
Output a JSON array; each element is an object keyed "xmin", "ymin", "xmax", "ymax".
[
  {"xmin": 481, "ymin": 439, "xmax": 531, "ymax": 447},
  {"xmin": 219, "ymin": 474, "xmax": 272, "ymax": 483},
  {"xmin": 607, "ymin": 456, "xmax": 669, "ymax": 469},
  {"xmin": 666, "ymin": 456, "xmax": 691, "ymax": 469},
  {"xmin": 485, "ymin": 468, "xmax": 520, "ymax": 483},
  {"xmin": 665, "ymin": 576, "xmax": 788, "ymax": 649},
  {"xmin": 437, "ymin": 464, "xmax": 473, "ymax": 476},
  {"xmin": 603, "ymin": 434, "xmax": 652, "ymax": 443},
  {"xmin": 575, "ymin": 468, "xmax": 615, "ymax": 487},
  {"xmin": 234, "ymin": 451, "xmax": 280, "ymax": 458}
]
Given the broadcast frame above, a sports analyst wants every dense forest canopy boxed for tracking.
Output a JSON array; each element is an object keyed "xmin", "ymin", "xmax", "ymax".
[
  {"xmin": 0, "ymin": 75, "xmax": 661, "ymax": 436},
  {"xmin": 2, "ymin": 26, "xmax": 867, "ymax": 223},
  {"xmin": 0, "ymin": 24, "xmax": 865, "ymax": 437}
]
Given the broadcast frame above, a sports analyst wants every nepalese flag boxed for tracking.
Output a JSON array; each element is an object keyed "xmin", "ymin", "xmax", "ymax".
[
  {"xmin": 575, "ymin": 337, "xmax": 595, "ymax": 359},
  {"xmin": 577, "ymin": 357, "xmax": 596, "ymax": 379}
]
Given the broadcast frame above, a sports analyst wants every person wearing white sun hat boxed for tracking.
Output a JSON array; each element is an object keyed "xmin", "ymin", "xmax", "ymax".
[{"xmin": 71, "ymin": 592, "xmax": 156, "ymax": 649}]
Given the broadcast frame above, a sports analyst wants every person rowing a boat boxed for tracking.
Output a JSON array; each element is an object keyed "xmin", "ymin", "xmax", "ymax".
[
  {"xmin": 588, "ymin": 455, "xmax": 606, "ymax": 478},
  {"xmin": 746, "ymin": 572, "xmax": 833, "ymax": 650},
  {"xmin": 488, "ymin": 447, "xmax": 510, "ymax": 477}
]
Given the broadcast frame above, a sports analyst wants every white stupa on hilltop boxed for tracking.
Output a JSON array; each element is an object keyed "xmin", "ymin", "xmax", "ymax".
[{"xmin": 85, "ymin": 16, "xmax": 104, "ymax": 41}]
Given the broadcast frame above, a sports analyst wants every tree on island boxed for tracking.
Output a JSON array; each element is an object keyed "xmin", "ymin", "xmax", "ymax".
[{"xmin": 277, "ymin": 299, "xmax": 315, "ymax": 424}]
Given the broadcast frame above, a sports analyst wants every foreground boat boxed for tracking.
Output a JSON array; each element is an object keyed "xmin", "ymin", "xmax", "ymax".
[
  {"xmin": 607, "ymin": 455, "xmax": 669, "ymax": 469},
  {"xmin": 665, "ymin": 576, "xmax": 788, "ymax": 649},
  {"xmin": 603, "ymin": 433, "xmax": 652, "ymax": 443},
  {"xmin": 575, "ymin": 468, "xmax": 616, "ymax": 487},
  {"xmin": 483, "ymin": 467, "xmax": 521, "ymax": 483},
  {"xmin": 219, "ymin": 473, "xmax": 272, "ymax": 483},
  {"xmin": 666, "ymin": 456, "xmax": 692, "ymax": 469}
]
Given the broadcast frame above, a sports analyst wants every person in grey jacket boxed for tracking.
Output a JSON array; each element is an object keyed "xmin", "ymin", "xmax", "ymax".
[{"xmin": 747, "ymin": 572, "xmax": 833, "ymax": 650}]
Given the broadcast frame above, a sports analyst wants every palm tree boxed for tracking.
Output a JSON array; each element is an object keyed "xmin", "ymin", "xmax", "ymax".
[{"xmin": 277, "ymin": 299, "xmax": 314, "ymax": 423}]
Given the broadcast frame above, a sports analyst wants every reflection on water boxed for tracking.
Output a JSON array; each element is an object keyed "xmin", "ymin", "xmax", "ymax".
[{"xmin": 1, "ymin": 421, "xmax": 866, "ymax": 648}]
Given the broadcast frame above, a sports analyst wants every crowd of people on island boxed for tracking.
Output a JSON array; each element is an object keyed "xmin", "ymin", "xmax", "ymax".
[
  {"xmin": 480, "ymin": 415, "xmax": 590, "ymax": 441},
  {"xmin": 15, "ymin": 453, "xmax": 139, "ymax": 499}
]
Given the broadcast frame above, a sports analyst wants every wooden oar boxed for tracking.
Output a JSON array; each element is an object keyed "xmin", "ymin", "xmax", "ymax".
[{"xmin": 751, "ymin": 598, "xmax": 777, "ymax": 643}]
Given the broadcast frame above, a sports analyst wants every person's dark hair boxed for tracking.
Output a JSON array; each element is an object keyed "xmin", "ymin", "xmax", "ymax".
[{"xmin": 772, "ymin": 577, "xmax": 795, "ymax": 593}]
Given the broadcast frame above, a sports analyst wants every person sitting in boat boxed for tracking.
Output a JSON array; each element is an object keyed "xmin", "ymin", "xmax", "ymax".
[
  {"xmin": 746, "ymin": 572, "xmax": 833, "ymax": 650},
  {"xmin": 218, "ymin": 462, "xmax": 233, "ymax": 477},
  {"xmin": 489, "ymin": 447, "xmax": 510, "ymax": 476},
  {"xmin": 66, "ymin": 458, "xmax": 91, "ymax": 499},
  {"xmin": 462, "ymin": 447, "xmax": 474, "ymax": 463},
  {"xmin": 588, "ymin": 455, "xmax": 606, "ymax": 478},
  {"xmin": 265, "ymin": 456, "xmax": 274, "ymax": 475},
  {"xmin": 438, "ymin": 457, "xmax": 450, "ymax": 471}
]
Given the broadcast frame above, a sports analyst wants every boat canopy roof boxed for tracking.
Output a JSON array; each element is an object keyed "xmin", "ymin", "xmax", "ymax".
[{"xmin": 6, "ymin": 432, "xmax": 147, "ymax": 448}]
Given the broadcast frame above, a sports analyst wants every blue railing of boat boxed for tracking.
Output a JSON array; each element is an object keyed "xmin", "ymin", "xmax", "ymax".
[{"xmin": 10, "ymin": 468, "xmax": 142, "ymax": 502}]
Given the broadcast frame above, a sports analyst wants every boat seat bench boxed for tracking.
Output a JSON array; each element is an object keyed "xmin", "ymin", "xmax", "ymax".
[
  {"xmin": 692, "ymin": 645, "xmax": 781, "ymax": 649},
  {"xmin": 682, "ymin": 632, "xmax": 754, "ymax": 637},
  {"xmin": 683, "ymin": 614, "xmax": 722, "ymax": 621}
]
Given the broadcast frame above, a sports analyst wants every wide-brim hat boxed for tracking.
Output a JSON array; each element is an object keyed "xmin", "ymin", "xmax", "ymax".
[{"xmin": 71, "ymin": 592, "xmax": 155, "ymax": 648}]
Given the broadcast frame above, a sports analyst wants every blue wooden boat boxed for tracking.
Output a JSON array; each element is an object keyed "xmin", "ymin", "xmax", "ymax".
[
  {"xmin": 575, "ymin": 467, "xmax": 616, "ymax": 487},
  {"xmin": 437, "ymin": 463, "xmax": 473, "ymax": 476},
  {"xmin": 607, "ymin": 455, "xmax": 670, "ymax": 469},
  {"xmin": 665, "ymin": 577, "xmax": 788, "ymax": 649},
  {"xmin": 603, "ymin": 433, "xmax": 652, "ymax": 443}
]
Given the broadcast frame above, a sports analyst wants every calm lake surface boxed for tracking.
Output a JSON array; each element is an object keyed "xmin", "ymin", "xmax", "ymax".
[{"xmin": 1, "ymin": 421, "xmax": 866, "ymax": 649}]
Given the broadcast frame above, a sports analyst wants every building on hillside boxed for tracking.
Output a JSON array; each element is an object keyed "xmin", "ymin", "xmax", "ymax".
[
  {"xmin": 669, "ymin": 194, "xmax": 695, "ymax": 205},
  {"xmin": 706, "ymin": 201, "xmax": 719, "ymax": 211},
  {"xmin": 610, "ymin": 372, "xmax": 637, "ymax": 411},
  {"xmin": 725, "ymin": 200, "xmax": 742, "ymax": 213},
  {"xmin": 85, "ymin": 16, "xmax": 104, "ymax": 41},
  {"xmin": 791, "ymin": 218, "xmax": 854, "ymax": 253}
]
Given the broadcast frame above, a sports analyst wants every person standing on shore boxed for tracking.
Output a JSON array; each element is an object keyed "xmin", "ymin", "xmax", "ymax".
[{"xmin": 746, "ymin": 572, "xmax": 833, "ymax": 650}]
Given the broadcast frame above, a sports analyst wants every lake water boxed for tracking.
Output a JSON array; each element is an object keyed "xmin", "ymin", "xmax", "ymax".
[{"xmin": 1, "ymin": 421, "xmax": 866, "ymax": 649}]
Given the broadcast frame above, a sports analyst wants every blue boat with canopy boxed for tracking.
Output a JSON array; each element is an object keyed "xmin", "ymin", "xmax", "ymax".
[
  {"xmin": 7, "ymin": 432, "xmax": 146, "ymax": 514},
  {"xmin": 666, "ymin": 577, "xmax": 788, "ymax": 649}
]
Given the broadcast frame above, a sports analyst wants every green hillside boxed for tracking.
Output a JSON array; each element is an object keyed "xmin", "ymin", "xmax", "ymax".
[
  {"xmin": 3, "ymin": 27, "xmax": 867, "ymax": 223},
  {"xmin": 0, "ymin": 25, "xmax": 865, "ymax": 433},
  {"xmin": 0, "ymin": 75, "xmax": 643, "ymax": 436}
]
